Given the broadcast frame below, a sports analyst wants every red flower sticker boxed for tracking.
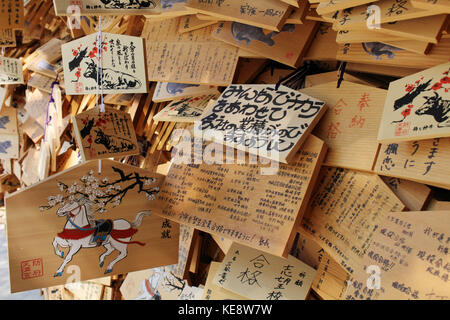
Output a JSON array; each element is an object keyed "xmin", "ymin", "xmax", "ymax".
[
  {"xmin": 432, "ymin": 82, "xmax": 442, "ymax": 90},
  {"xmin": 405, "ymin": 84, "xmax": 414, "ymax": 92},
  {"xmin": 401, "ymin": 105, "xmax": 413, "ymax": 118},
  {"xmin": 440, "ymin": 76, "xmax": 450, "ymax": 84},
  {"xmin": 401, "ymin": 109, "xmax": 411, "ymax": 117}
]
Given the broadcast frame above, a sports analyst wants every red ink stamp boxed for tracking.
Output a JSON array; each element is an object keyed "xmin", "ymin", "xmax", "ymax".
[
  {"xmin": 75, "ymin": 82, "xmax": 83, "ymax": 93},
  {"xmin": 21, "ymin": 258, "xmax": 43, "ymax": 280},
  {"xmin": 70, "ymin": 0, "xmax": 82, "ymax": 6},
  {"xmin": 395, "ymin": 122, "xmax": 410, "ymax": 136}
]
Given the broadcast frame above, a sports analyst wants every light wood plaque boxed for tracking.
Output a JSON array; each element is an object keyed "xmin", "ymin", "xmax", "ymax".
[
  {"xmin": 345, "ymin": 211, "xmax": 450, "ymax": 300},
  {"xmin": 6, "ymin": 160, "xmax": 178, "ymax": 293},
  {"xmin": 301, "ymin": 81, "xmax": 386, "ymax": 172},
  {"xmin": 154, "ymin": 134, "xmax": 327, "ymax": 257},
  {"xmin": 377, "ymin": 62, "xmax": 450, "ymax": 143},
  {"xmin": 375, "ymin": 137, "xmax": 450, "ymax": 190},
  {"xmin": 300, "ymin": 166, "xmax": 406, "ymax": 276},
  {"xmin": 212, "ymin": 242, "xmax": 316, "ymax": 300},
  {"xmin": 72, "ymin": 106, "xmax": 139, "ymax": 161}
]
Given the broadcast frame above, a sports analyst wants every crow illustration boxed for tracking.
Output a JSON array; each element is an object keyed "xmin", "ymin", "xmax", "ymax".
[
  {"xmin": 80, "ymin": 118, "xmax": 95, "ymax": 139},
  {"xmin": 68, "ymin": 47, "xmax": 88, "ymax": 72},
  {"xmin": 393, "ymin": 78, "xmax": 432, "ymax": 111}
]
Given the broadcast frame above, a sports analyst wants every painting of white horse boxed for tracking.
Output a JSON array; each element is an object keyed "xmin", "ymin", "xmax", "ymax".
[{"xmin": 52, "ymin": 195, "xmax": 151, "ymax": 276}]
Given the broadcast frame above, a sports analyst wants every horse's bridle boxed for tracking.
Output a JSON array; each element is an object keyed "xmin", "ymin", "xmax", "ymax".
[{"xmin": 63, "ymin": 204, "xmax": 105, "ymax": 231}]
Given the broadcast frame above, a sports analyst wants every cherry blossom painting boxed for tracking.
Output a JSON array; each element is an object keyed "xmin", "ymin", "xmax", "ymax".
[{"xmin": 378, "ymin": 62, "xmax": 450, "ymax": 143}]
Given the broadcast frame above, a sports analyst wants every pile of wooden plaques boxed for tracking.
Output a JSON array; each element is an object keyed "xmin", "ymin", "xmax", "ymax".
[{"xmin": 0, "ymin": 0, "xmax": 448, "ymax": 300}]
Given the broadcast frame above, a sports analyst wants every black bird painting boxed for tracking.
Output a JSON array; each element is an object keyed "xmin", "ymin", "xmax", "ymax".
[
  {"xmin": 393, "ymin": 78, "xmax": 432, "ymax": 111},
  {"xmin": 68, "ymin": 47, "xmax": 88, "ymax": 72},
  {"xmin": 80, "ymin": 118, "xmax": 95, "ymax": 139}
]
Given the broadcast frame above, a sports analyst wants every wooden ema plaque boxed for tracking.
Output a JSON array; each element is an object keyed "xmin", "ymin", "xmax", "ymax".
[
  {"xmin": 65, "ymin": 281, "xmax": 104, "ymax": 300},
  {"xmin": 291, "ymin": 232, "xmax": 324, "ymax": 270},
  {"xmin": 121, "ymin": 266, "xmax": 201, "ymax": 300},
  {"xmin": 27, "ymin": 74, "xmax": 57, "ymax": 94},
  {"xmin": 22, "ymin": 89, "xmax": 51, "ymax": 143},
  {"xmin": 336, "ymin": 29, "xmax": 409, "ymax": 44},
  {"xmin": 142, "ymin": 18, "xmax": 239, "ymax": 86},
  {"xmin": 332, "ymin": 0, "xmax": 441, "ymax": 31},
  {"xmin": 35, "ymin": 38, "xmax": 64, "ymax": 64},
  {"xmin": 169, "ymin": 224, "xmax": 196, "ymax": 280},
  {"xmin": 300, "ymin": 81, "xmax": 386, "ymax": 172},
  {"xmin": 203, "ymin": 261, "xmax": 248, "ymax": 300},
  {"xmin": 312, "ymin": 251, "xmax": 349, "ymax": 300},
  {"xmin": 72, "ymin": 107, "xmax": 139, "ymax": 161},
  {"xmin": 410, "ymin": 0, "xmax": 450, "ymax": 13},
  {"xmin": 197, "ymin": 84, "xmax": 327, "ymax": 164},
  {"xmin": 6, "ymin": 160, "xmax": 178, "ymax": 293},
  {"xmin": 344, "ymin": 211, "xmax": 450, "ymax": 300},
  {"xmin": 119, "ymin": 268, "xmax": 155, "ymax": 299},
  {"xmin": 154, "ymin": 134, "xmax": 327, "ymax": 257},
  {"xmin": 185, "ymin": 0, "xmax": 292, "ymax": 32},
  {"xmin": 378, "ymin": 39, "xmax": 431, "ymax": 55},
  {"xmin": 377, "ymin": 62, "xmax": 450, "ymax": 143},
  {"xmin": 304, "ymin": 71, "xmax": 375, "ymax": 88},
  {"xmin": 153, "ymin": 93, "xmax": 219, "ymax": 123},
  {"xmin": 152, "ymin": 81, "xmax": 219, "ymax": 103},
  {"xmin": 317, "ymin": 0, "xmax": 379, "ymax": 15},
  {"xmin": 45, "ymin": 285, "xmax": 69, "ymax": 300},
  {"xmin": 212, "ymin": 242, "xmax": 316, "ymax": 300},
  {"xmin": 300, "ymin": 166, "xmax": 406, "ymax": 276},
  {"xmin": 375, "ymin": 137, "xmax": 450, "ymax": 190},
  {"xmin": 61, "ymin": 33, "xmax": 147, "ymax": 95},
  {"xmin": 0, "ymin": 56, "xmax": 24, "ymax": 85},
  {"xmin": 0, "ymin": 106, "xmax": 19, "ymax": 159},
  {"xmin": 53, "ymin": 0, "xmax": 162, "ymax": 16},
  {"xmin": 304, "ymin": 23, "xmax": 339, "ymax": 61},
  {"xmin": 212, "ymin": 20, "xmax": 318, "ymax": 68},
  {"xmin": 0, "ymin": 28, "xmax": 16, "ymax": 47},
  {"xmin": 0, "ymin": 0, "xmax": 24, "ymax": 29},
  {"xmin": 178, "ymin": 15, "xmax": 218, "ymax": 34},
  {"xmin": 24, "ymin": 89, "xmax": 50, "ymax": 133},
  {"xmin": 373, "ymin": 14, "xmax": 448, "ymax": 44},
  {"xmin": 336, "ymin": 37, "xmax": 450, "ymax": 69},
  {"xmin": 381, "ymin": 176, "xmax": 431, "ymax": 211}
]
